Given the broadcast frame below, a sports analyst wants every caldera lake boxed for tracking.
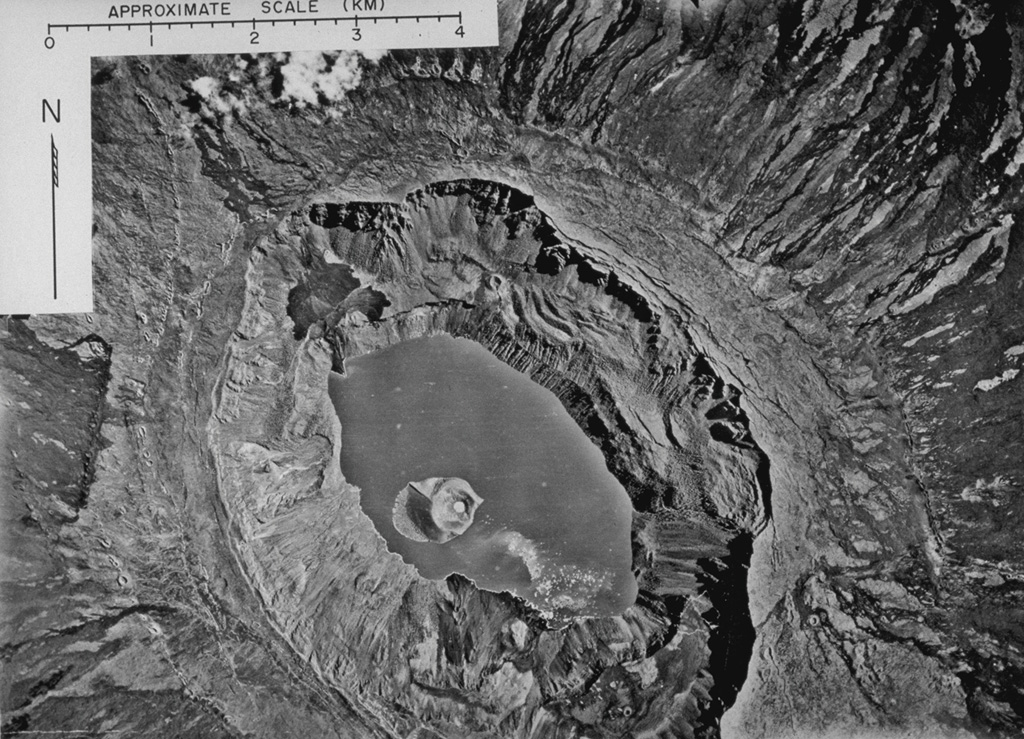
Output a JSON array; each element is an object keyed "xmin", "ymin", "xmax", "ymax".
[{"xmin": 329, "ymin": 335, "xmax": 638, "ymax": 624}]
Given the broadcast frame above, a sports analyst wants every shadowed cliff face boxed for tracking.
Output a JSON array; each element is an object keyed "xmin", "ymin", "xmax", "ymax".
[{"xmin": 3, "ymin": 0, "xmax": 1024, "ymax": 737}]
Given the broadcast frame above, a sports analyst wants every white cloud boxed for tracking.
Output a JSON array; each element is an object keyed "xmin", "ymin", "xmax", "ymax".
[
  {"xmin": 188, "ymin": 76, "xmax": 247, "ymax": 120},
  {"xmin": 187, "ymin": 49, "xmax": 388, "ymax": 119},
  {"xmin": 276, "ymin": 50, "xmax": 387, "ymax": 107},
  {"xmin": 189, "ymin": 76, "xmax": 218, "ymax": 98}
]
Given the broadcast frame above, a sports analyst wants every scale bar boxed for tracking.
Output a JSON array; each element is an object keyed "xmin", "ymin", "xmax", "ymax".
[{"xmin": 47, "ymin": 13, "xmax": 462, "ymax": 32}]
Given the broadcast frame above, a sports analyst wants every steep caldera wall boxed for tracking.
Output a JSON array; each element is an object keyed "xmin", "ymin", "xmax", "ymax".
[{"xmin": 204, "ymin": 178, "xmax": 772, "ymax": 737}]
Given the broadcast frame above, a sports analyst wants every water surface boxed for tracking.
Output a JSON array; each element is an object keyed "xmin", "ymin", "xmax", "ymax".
[{"xmin": 329, "ymin": 335, "xmax": 637, "ymax": 623}]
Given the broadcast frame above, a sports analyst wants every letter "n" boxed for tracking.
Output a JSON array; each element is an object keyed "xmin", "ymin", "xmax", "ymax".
[{"xmin": 43, "ymin": 99, "xmax": 61, "ymax": 123}]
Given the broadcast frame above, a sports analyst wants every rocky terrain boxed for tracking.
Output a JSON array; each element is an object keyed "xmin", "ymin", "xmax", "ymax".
[{"xmin": 3, "ymin": 0, "xmax": 1023, "ymax": 737}]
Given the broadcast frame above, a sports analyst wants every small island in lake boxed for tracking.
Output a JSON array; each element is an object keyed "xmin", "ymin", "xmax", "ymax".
[{"xmin": 392, "ymin": 477, "xmax": 483, "ymax": 544}]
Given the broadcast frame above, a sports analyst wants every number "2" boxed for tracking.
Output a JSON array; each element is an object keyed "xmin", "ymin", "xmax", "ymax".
[{"xmin": 250, "ymin": 30, "xmax": 259, "ymax": 44}]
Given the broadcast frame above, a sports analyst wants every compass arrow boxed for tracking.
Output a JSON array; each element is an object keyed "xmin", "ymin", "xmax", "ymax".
[{"xmin": 51, "ymin": 133, "xmax": 59, "ymax": 299}]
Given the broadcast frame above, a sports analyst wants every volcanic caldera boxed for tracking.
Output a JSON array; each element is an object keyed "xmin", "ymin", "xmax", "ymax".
[{"xmin": 4, "ymin": 1, "xmax": 1024, "ymax": 738}]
